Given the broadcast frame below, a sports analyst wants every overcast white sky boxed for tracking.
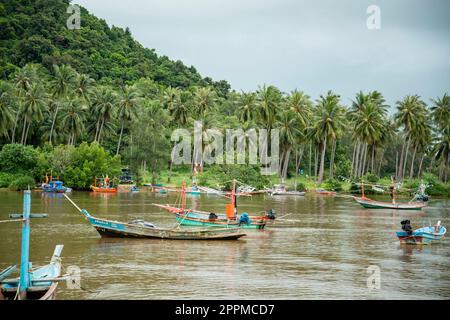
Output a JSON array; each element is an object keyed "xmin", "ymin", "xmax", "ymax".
[{"xmin": 74, "ymin": 0, "xmax": 450, "ymax": 107}]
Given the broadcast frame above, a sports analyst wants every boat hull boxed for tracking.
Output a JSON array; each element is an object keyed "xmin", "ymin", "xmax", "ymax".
[
  {"xmin": 354, "ymin": 197, "xmax": 426, "ymax": 210},
  {"xmin": 91, "ymin": 186, "xmax": 118, "ymax": 193},
  {"xmin": 396, "ymin": 226, "xmax": 446, "ymax": 245},
  {"xmin": 175, "ymin": 214, "xmax": 266, "ymax": 229},
  {"xmin": 270, "ymin": 191, "xmax": 305, "ymax": 196},
  {"xmin": 87, "ymin": 217, "xmax": 246, "ymax": 240}
]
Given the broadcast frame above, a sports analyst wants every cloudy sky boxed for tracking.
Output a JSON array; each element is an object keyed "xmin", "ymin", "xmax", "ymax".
[{"xmin": 74, "ymin": 0, "xmax": 450, "ymax": 108}]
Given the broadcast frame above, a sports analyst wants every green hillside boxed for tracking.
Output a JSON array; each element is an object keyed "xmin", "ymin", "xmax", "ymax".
[{"xmin": 0, "ymin": 0, "xmax": 230, "ymax": 94}]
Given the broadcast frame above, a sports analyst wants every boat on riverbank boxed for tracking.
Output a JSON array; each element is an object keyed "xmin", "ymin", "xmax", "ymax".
[
  {"xmin": 63, "ymin": 194, "xmax": 246, "ymax": 240},
  {"xmin": 396, "ymin": 220, "xmax": 446, "ymax": 244},
  {"xmin": 315, "ymin": 188, "xmax": 337, "ymax": 195},
  {"xmin": 0, "ymin": 190, "xmax": 64, "ymax": 300},
  {"xmin": 269, "ymin": 184, "xmax": 305, "ymax": 196},
  {"xmin": 154, "ymin": 179, "xmax": 274, "ymax": 229},
  {"xmin": 42, "ymin": 180, "xmax": 71, "ymax": 193}
]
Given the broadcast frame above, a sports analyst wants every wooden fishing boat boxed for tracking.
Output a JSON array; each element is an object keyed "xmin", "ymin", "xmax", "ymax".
[
  {"xmin": 354, "ymin": 196, "xmax": 426, "ymax": 210},
  {"xmin": 91, "ymin": 185, "xmax": 118, "ymax": 193},
  {"xmin": 269, "ymin": 184, "xmax": 305, "ymax": 196},
  {"xmin": 0, "ymin": 190, "xmax": 64, "ymax": 300},
  {"xmin": 396, "ymin": 220, "xmax": 446, "ymax": 244},
  {"xmin": 63, "ymin": 194, "xmax": 246, "ymax": 240},
  {"xmin": 42, "ymin": 180, "xmax": 71, "ymax": 193},
  {"xmin": 354, "ymin": 179, "xmax": 426, "ymax": 210},
  {"xmin": 315, "ymin": 188, "xmax": 336, "ymax": 195},
  {"xmin": 154, "ymin": 179, "xmax": 274, "ymax": 229}
]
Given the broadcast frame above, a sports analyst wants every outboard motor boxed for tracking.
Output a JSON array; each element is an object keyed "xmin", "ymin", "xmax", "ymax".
[
  {"xmin": 401, "ymin": 219, "xmax": 413, "ymax": 235},
  {"xmin": 208, "ymin": 212, "xmax": 218, "ymax": 220},
  {"xmin": 266, "ymin": 209, "xmax": 276, "ymax": 220}
]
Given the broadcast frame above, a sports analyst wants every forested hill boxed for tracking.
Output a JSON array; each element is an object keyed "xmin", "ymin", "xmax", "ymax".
[{"xmin": 0, "ymin": 0, "xmax": 230, "ymax": 94}]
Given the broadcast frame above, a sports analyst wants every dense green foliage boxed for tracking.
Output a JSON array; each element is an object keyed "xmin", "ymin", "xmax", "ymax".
[
  {"xmin": 0, "ymin": 0, "xmax": 448, "ymax": 196},
  {"xmin": 0, "ymin": 0, "xmax": 229, "ymax": 94}
]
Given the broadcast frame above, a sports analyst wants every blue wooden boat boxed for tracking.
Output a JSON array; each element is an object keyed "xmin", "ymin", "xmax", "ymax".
[
  {"xmin": 130, "ymin": 186, "xmax": 139, "ymax": 193},
  {"xmin": 396, "ymin": 220, "xmax": 446, "ymax": 245},
  {"xmin": 0, "ymin": 190, "xmax": 64, "ymax": 300},
  {"xmin": 63, "ymin": 194, "xmax": 246, "ymax": 240},
  {"xmin": 42, "ymin": 180, "xmax": 71, "ymax": 193}
]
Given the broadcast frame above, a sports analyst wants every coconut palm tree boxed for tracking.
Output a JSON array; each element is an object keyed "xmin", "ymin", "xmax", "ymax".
[
  {"xmin": 236, "ymin": 91, "xmax": 258, "ymax": 123},
  {"xmin": 0, "ymin": 81, "xmax": 14, "ymax": 138},
  {"xmin": 90, "ymin": 86, "xmax": 117, "ymax": 143},
  {"xmin": 20, "ymin": 83, "xmax": 47, "ymax": 144},
  {"xmin": 49, "ymin": 65, "xmax": 77, "ymax": 144},
  {"xmin": 395, "ymin": 95, "xmax": 427, "ymax": 180},
  {"xmin": 286, "ymin": 90, "xmax": 312, "ymax": 128},
  {"xmin": 194, "ymin": 86, "xmax": 216, "ymax": 117},
  {"xmin": 256, "ymin": 85, "xmax": 282, "ymax": 132},
  {"xmin": 277, "ymin": 108, "xmax": 301, "ymax": 181},
  {"xmin": 430, "ymin": 93, "xmax": 449, "ymax": 182},
  {"xmin": 312, "ymin": 91, "xmax": 345, "ymax": 184},
  {"xmin": 75, "ymin": 73, "xmax": 94, "ymax": 102},
  {"xmin": 116, "ymin": 85, "xmax": 140, "ymax": 155},
  {"xmin": 168, "ymin": 90, "xmax": 192, "ymax": 126},
  {"xmin": 61, "ymin": 99, "xmax": 86, "ymax": 145}
]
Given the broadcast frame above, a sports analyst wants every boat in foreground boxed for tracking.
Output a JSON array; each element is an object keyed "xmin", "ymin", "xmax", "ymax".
[
  {"xmin": 396, "ymin": 220, "xmax": 446, "ymax": 244},
  {"xmin": 63, "ymin": 194, "xmax": 246, "ymax": 240},
  {"xmin": 1, "ymin": 190, "xmax": 64, "ymax": 300}
]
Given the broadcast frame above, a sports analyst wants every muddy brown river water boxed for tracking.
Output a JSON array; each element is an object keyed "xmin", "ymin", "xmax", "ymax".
[{"xmin": 0, "ymin": 190, "xmax": 449, "ymax": 299}]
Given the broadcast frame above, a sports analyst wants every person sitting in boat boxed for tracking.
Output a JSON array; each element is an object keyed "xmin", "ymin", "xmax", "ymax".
[{"xmin": 104, "ymin": 175, "xmax": 110, "ymax": 187}]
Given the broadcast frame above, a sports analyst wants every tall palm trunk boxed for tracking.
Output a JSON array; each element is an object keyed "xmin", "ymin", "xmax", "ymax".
[
  {"xmin": 317, "ymin": 137, "xmax": 327, "ymax": 184},
  {"xmin": 377, "ymin": 149, "xmax": 385, "ymax": 176},
  {"xmin": 20, "ymin": 117, "xmax": 28, "ymax": 145},
  {"xmin": 395, "ymin": 151, "xmax": 398, "ymax": 179},
  {"xmin": 329, "ymin": 139, "xmax": 336, "ymax": 179},
  {"xmin": 294, "ymin": 146, "xmax": 304, "ymax": 189},
  {"xmin": 371, "ymin": 145, "xmax": 375, "ymax": 173},
  {"xmin": 398, "ymin": 140, "xmax": 406, "ymax": 180},
  {"xmin": 283, "ymin": 148, "xmax": 291, "ymax": 180},
  {"xmin": 116, "ymin": 119, "xmax": 125, "ymax": 155},
  {"xmin": 309, "ymin": 142, "xmax": 312, "ymax": 178},
  {"xmin": 402, "ymin": 137, "xmax": 411, "ymax": 180},
  {"xmin": 350, "ymin": 142, "xmax": 357, "ymax": 177},
  {"xmin": 361, "ymin": 143, "xmax": 368, "ymax": 177},
  {"xmin": 409, "ymin": 145, "xmax": 417, "ymax": 179},
  {"xmin": 314, "ymin": 145, "xmax": 318, "ymax": 182},
  {"xmin": 49, "ymin": 105, "xmax": 59, "ymax": 144},
  {"xmin": 354, "ymin": 142, "xmax": 361, "ymax": 178},
  {"xmin": 417, "ymin": 154, "xmax": 425, "ymax": 178},
  {"xmin": 11, "ymin": 112, "xmax": 19, "ymax": 143}
]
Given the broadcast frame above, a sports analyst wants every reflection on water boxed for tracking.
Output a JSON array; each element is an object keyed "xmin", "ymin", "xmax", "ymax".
[{"xmin": 0, "ymin": 190, "xmax": 449, "ymax": 299}]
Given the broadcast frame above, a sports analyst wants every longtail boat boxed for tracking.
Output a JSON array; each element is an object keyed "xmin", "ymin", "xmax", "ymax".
[
  {"xmin": 1, "ymin": 190, "xmax": 64, "ymax": 300},
  {"xmin": 396, "ymin": 220, "xmax": 446, "ymax": 244},
  {"xmin": 154, "ymin": 179, "xmax": 275, "ymax": 229},
  {"xmin": 91, "ymin": 176, "xmax": 118, "ymax": 193},
  {"xmin": 91, "ymin": 186, "xmax": 118, "ymax": 193},
  {"xmin": 315, "ymin": 188, "xmax": 336, "ymax": 195},
  {"xmin": 63, "ymin": 194, "xmax": 245, "ymax": 240},
  {"xmin": 269, "ymin": 184, "xmax": 305, "ymax": 196},
  {"xmin": 354, "ymin": 179, "xmax": 426, "ymax": 210}
]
